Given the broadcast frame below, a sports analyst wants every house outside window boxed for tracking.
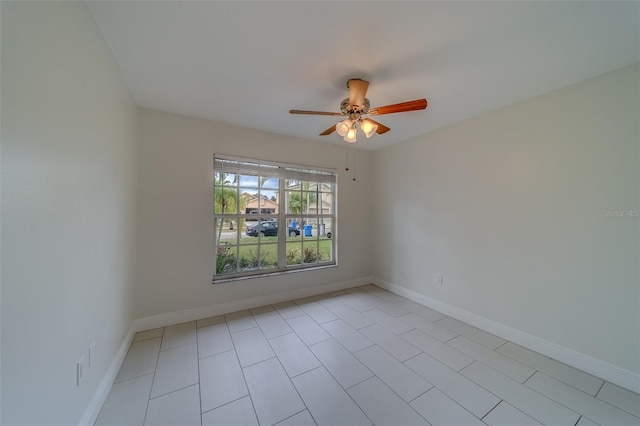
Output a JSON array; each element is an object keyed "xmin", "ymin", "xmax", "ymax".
[{"xmin": 214, "ymin": 155, "xmax": 337, "ymax": 281}]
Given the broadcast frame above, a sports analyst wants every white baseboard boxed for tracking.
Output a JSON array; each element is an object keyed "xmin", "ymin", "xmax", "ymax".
[
  {"xmin": 79, "ymin": 324, "xmax": 136, "ymax": 426},
  {"xmin": 372, "ymin": 277, "xmax": 640, "ymax": 394},
  {"xmin": 134, "ymin": 276, "xmax": 373, "ymax": 332}
]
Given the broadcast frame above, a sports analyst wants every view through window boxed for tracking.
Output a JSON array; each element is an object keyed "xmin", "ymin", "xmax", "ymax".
[{"xmin": 214, "ymin": 155, "xmax": 336, "ymax": 281}]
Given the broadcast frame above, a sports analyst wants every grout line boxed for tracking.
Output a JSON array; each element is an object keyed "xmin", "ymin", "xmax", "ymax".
[
  {"xmin": 195, "ymin": 330, "xmax": 203, "ymax": 419},
  {"xmin": 230, "ymin": 330, "xmax": 260, "ymax": 425},
  {"xmin": 594, "ymin": 380, "xmax": 606, "ymax": 398},
  {"xmin": 523, "ymin": 368, "xmax": 538, "ymax": 384},
  {"xmin": 495, "ymin": 340, "xmax": 509, "ymax": 351},
  {"xmin": 143, "ymin": 328, "xmax": 165, "ymax": 425},
  {"xmin": 272, "ymin": 408, "xmax": 308, "ymax": 425}
]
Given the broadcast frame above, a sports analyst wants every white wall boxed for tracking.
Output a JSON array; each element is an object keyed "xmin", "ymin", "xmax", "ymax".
[
  {"xmin": 1, "ymin": 2, "xmax": 137, "ymax": 424},
  {"xmin": 372, "ymin": 64, "xmax": 639, "ymax": 376},
  {"xmin": 135, "ymin": 108, "xmax": 372, "ymax": 319}
]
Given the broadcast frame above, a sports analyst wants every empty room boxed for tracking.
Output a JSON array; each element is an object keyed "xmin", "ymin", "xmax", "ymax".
[{"xmin": 1, "ymin": 1, "xmax": 639, "ymax": 425}]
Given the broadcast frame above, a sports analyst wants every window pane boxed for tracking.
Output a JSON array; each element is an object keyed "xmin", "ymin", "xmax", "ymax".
[
  {"xmin": 286, "ymin": 241, "xmax": 302, "ymax": 265},
  {"xmin": 260, "ymin": 176, "xmax": 279, "ymax": 189},
  {"xmin": 216, "ymin": 244, "xmax": 239, "ymax": 274},
  {"xmin": 215, "ymin": 172, "xmax": 237, "ymax": 186},
  {"xmin": 302, "ymin": 241, "xmax": 319, "ymax": 264},
  {"xmin": 319, "ymin": 218, "xmax": 333, "ymax": 240},
  {"xmin": 239, "ymin": 174, "xmax": 259, "ymax": 188},
  {"xmin": 321, "ymin": 193, "xmax": 334, "ymax": 215},
  {"xmin": 215, "ymin": 186, "xmax": 239, "ymax": 214},
  {"xmin": 287, "ymin": 217, "xmax": 301, "ymax": 238}
]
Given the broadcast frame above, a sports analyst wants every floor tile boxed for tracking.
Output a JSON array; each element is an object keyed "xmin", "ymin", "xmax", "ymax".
[
  {"xmin": 597, "ymin": 382, "xmax": 640, "ymax": 417},
  {"xmin": 161, "ymin": 322, "xmax": 197, "ymax": 351},
  {"xmin": 201, "ymin": 396, "xmax": 258, "ymax": 426},
  {"xmin": 436, "ymin": 317, "xmax": 506, "ymax": 349},
  {"xmin": 410, "ymin": 388, "xmax": 485, "ymax": 426},
  {"xmin": 275, "ymin": 410, "xmax": 316, "ymax": 426},
  {"xmin": 225, "ymin": 310, "xmax": 258, "ymax": 333},
  {"xmin": 273, "ymin": 301, "xmax": 306, "ymax": 319},
  {"xmin": 405, "ymin": 353, "xmax": 500, "ymax": 418},
  {"xmin": 269, "ymin": 332, "xmax": 321, "ymax": 378},
  {"xmin": 292, "ymin": 367, "xmax": 371, "ymax": 426},
  {"xmin": 295, "ymin": 299, "xmax": 339, "ymax": 324},
  {"xmin": 397, "ymin": 300, "xmax": 446, "ymax": 322},
  {"xmin": 498, "ymin": 342, "xmax": 604, "ymax": 395},
  {"xmin": 398, "ymin": 313, "xmax": 458, "ymax": 342},
  {"xmin": 231, "ymin": 326, "xmax": 275, "ymax": 367},
  {"xmin": 460, "ymin": 362, "xmax": 580, "ymax": 425},
  {"xmin": 355, "ymin": 345, "xmax": 432, "ymax": 402},
  {"xmin": 252, "ymin": 309, "xmax": 293, "ymax": 339},
  {"xmin": 359, "ymin": 297, "xmax": 410, "ymax": 317},
  {"xmin": 151, "ymin": 343, "xmax": 199, "ymax": 398},
  {"xmin": 286, "ymin": 315, "xmax": 331, "ymax": 346},
  {"xmin": 482, "ymin": 401, "xmax": 542, "ymax": 426},
  {"xmin": 313, "ymin": 293, "xmax": 349, "ymax": 311},
  {"xmin": 196, "ymin": 315, "xmax": 225, "ymax": 328},
  {"xmin": 115, "ymin": 338, "xmax": 161, "ymax": 383},
  {"xmin": 401, "ymin": 329, "xmax": 474, "ymax": 371},
  {"xmin": 133, "ymin": 328, "xmax": 164, "ymax": 343},
  {"xmin": 197, "ymin": 322, "xmax": 233, "ymax": 359},
  {"xmin": 199, "ymin": 350, "xmax": 248, "ymax": 413},
  {"xmin": 348, "ymin": 377, "xmax": 429, "ymax": 425},
  {"xmin": 360, "ymin": 324, "xmax": 421, "ymax": 361},
  {"xmin": 243, "ymin": 358, "xmax": 305, "ymax": 425},
  {"xmin": 525, "ymin": 372, "xmax": 640, "ymax": 426},
  {"xmin": 362, "ymin": 309, "xmax": 415, "ymax": 334},
  {"xmin": 361, "ymin": 287, "xmax": 407, "ymax": 303},
  {"xmin": 310, "ymin": 339, "xmax": 373, "ymax": 388},
  {"xmin": 321, "ymin": 319, "xmax": 374, "ymax": 353},
  {"xmin": 447, "ymin": 336, "xmax": 535, "ymax": 382},
  {"xmin": 145, "ymin": 384, "xmax": 201, "ymax": 426},
  {"xmin": 338, "ymin": 291, "xmax": 375, "ymax": 312},
  {"xmin": 576, "ymin": 415, "xmax": 600, "ymax": 426},
  {"xmin": 95, "ymin": 374, "xmax": 153, "ymax": 426},
  {"xmin": 323, "ymin": 302, "xmax": 375, "ymax": 329}
]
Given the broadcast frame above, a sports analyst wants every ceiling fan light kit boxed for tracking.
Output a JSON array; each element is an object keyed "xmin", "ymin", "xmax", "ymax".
[{"xmin": 289, "ymin": 78, "xmax": 427, "ymax": 145}]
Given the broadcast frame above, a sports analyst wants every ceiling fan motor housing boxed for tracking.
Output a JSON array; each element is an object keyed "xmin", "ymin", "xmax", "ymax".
[{"xmin": 340, "ymin": 98, "xmax": 370, "ymax": 116}]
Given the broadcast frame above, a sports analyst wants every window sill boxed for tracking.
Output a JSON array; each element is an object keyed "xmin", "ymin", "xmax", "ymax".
[{"xmin": 212, "ymin": 263, "xmax": 337, "ymax": 284}]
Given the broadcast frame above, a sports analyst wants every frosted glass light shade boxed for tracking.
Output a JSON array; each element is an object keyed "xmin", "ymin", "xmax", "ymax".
[
  {"xmin": 344, "ymin": 127, "xmax": 357, "ymax": 143},
  {"xmin": 360, "ymin": 120, "xmax": 378, "ymax": 138},
  {"xmin": 336, "ymin": 119, "xmax": 351, "ymax": 137}
]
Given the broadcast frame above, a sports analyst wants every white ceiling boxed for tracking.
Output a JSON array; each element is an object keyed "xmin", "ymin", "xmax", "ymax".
[{"xmin": 87, "ymin": 1, "xmax": 639, "ymax": 151}]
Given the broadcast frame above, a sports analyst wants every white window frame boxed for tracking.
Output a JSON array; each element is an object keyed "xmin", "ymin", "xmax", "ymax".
[{"xmin": 213, "ymin": 154, "xmax": 337, "ymax": 282}]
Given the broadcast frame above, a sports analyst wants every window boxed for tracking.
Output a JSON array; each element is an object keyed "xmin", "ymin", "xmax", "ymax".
[{"xmin": 214, "ymin": 155, "xmax": 336, "ymax": 281}]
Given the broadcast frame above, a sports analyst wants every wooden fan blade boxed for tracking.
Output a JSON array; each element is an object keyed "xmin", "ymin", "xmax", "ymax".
[
  {"xmin": 348, "ymin": 79, "xmax": 369, "ymax": 108},
  {"xmin": 368, "ymin": 99, "xmax": 427, "ymax": 116},
  {"xmin": 363, "ymin": 118, "xmax": 391, "ymax": 135},
  {"xmin": 319, "ymin": 125, "xmax": 336, "ymax": 136},
  {"xmin": 289, "ymin": 110, "xmax": 343, "ymax": 116}
]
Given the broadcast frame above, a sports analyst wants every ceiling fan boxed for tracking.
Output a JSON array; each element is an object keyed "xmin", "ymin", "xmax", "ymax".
[{"xmin": 289, "ymin": 78, "xmax": 427, "ymax": 143}]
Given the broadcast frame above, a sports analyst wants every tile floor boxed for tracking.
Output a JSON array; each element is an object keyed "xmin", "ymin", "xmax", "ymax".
[{"xmin": 95, "ymin": 285, "xmax": 640, "ymax": 426}]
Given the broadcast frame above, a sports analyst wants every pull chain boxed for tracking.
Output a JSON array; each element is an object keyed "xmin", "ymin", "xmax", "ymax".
[
  {"xmin": 345, "ymin": 146, "xmax": 350, "ymax": 171},
  {"xmin": 352, "ymin": 150, "xmax": 356, "ymax": 181}
]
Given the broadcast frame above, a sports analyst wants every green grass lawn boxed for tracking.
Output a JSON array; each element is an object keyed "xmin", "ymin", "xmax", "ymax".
[{"xmin": 216, "ymin": 235, "xmax": 332, "ymax": 273}]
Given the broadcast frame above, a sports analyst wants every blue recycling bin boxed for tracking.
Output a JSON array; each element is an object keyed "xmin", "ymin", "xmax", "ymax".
[{"xmin": 304, "ymin": 225, "xmax": 312, "ymax": 237}]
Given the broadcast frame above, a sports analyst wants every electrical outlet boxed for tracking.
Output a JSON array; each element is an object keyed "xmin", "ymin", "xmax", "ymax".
[
  {"xmin": 76, "ymin": 355, "xmax": 86, "ymax": 386},
  {"xmin": 263, "ymin": 287, "xmax": 270, "ymax": 295},
  {"xmin": 435, "ymin": 274, "xmax": 444, "ymax": 286},
  {"xmin": 89, "ymin": 342, "xmax": 95, "ymax": 368}
]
